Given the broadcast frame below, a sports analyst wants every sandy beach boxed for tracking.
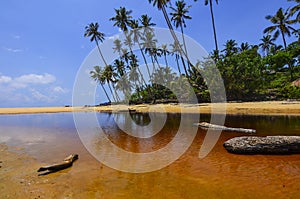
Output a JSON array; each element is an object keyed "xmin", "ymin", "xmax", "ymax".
[{"xmin": 0, "ymin": 101, "xmax": 300, "ymax": 115}]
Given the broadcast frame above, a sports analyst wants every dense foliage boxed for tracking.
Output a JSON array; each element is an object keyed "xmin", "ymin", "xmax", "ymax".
[{"xmin": 85, "ymin": 0, "xmax": 300, "ymax": 104}]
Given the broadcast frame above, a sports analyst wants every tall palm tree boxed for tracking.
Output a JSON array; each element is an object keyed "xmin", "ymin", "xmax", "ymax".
[
  {"xmin": 194, "ymin": 0, "xmax": 220, "ymax": 54},
  {"xmin": 264, "ymin": 7, "xmax": 297, "ymax": 50},
  {"xmin": 109, "ymin": 7, "xmax": 133, "ymax": 32},
  {"xmin": 113, "ymin": 39, "xmax": 123, "ymax": 57},
  {"xmin": 161, "ymin": 44, "xmax": 170, "ymax": 67},
  {"xmin": 170, "ymin": 41, "xmax": 184, "ymax": 75},
  {"xmin": 129, "ymin": 19, "xmax": 152, "ymax": 80},
  {"xmin": 90, "ymin": 66, "xmax": 111, "ymax": 103},
  {"xmin": 148, "ymin": 0, "xmax": 173, "ymax": 31},
  {"xmin": 259, "ymin": 35, "xmax": 275, "ymax": 56},
  {"xmin": 103, "ymin": 65, "xmax": 118, "ymax": 102},
  {"xmin": 170, "ymin": 1, "xmax": 192, "ymax": 68},
  {"xmin": 84, "ymin": 22, "xmax": 108, "ymax": 66}
]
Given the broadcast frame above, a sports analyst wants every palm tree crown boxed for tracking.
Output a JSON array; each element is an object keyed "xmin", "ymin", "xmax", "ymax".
[
  {"xmin": 264, "ymin": 7, "xmax": 297, "ymax": 49},
  {"xmin": 110, "ymin": 7, "xmax": 133, "ymax": 32}
]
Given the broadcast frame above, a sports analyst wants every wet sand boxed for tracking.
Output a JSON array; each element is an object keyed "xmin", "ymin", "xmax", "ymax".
[{"xmin": 0, "ymin": 101, "xmax": 300, "ymax": 115}]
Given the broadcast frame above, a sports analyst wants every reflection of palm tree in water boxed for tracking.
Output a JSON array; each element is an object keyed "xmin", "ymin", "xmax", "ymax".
[{"xmin": 129, "ymin": 110, "xmax": 151, "ymax": 126}]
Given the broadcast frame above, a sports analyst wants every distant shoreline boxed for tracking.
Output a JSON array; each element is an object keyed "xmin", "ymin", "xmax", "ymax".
[{"xmin": 0, "ymin": 101, "xmax": 300, "ymax": 116}]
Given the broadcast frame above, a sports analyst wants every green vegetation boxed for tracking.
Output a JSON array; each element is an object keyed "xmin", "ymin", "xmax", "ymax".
[{"xmin": 85, "ymin": 0, "xmax": 300, "ymax": 104}]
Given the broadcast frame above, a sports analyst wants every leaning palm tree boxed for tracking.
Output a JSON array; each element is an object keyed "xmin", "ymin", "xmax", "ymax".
[
  {"xmin": 259, "ymin": 35, "xmax": 275, "ymax": 56},
  {"xmin": 194, "ymin": 0, "xmax": 220, "ymax": 54},
  {"xmin": 170, "ymin": 1, "xmax": 192, "ymax": 65},
  {"xmin": 264, "ymin": 7, "xmax": 297, "ymax": 50},
  {"xmin": 84, "ymin": 22, "xmax": 108, "ymax": 67},
  {"xmin": 90, "ymin": 66, "xmax": 111, "ymax": 103},
  {"xmin": 103, "ymin": 65, "xmax": 118, "ymax": 102}
]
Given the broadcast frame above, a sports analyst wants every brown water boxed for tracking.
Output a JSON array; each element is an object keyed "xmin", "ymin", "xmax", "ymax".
[{"xmin": 0, "ymin": 113, "xmax": 300, "ymax": 198}]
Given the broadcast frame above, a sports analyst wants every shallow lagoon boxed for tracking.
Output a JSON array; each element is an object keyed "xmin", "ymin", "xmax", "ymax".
[{"xmin": 0, "ymin": 112, "xmax": 300, "ymax": 198}]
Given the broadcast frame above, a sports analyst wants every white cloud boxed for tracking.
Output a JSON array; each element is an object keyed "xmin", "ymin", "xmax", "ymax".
[
  {"xmin": 3, "ymin": 47, "xmax": 23, "ymax": 53},
  {"xmin": 30, "ymin": 89, "xmax": 53, "ymax": 102},
  {"xmin": 15, "ymin": 73, "xmax": 55, "ymax": 84},
  {"xmin": 53, "ymin": 86, "xmax": 67, "ymax": 93},
  {"xmin": 0, "ymin": 75, "xmax": 12, "ymax": 83}
]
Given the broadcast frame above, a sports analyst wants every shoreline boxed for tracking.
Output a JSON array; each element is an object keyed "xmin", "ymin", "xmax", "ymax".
[{"xmin": 0, "ymin": 101, "xmax": 300, "ymax": 116}]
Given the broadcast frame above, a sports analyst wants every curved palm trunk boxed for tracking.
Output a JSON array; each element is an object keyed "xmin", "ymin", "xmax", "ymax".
[
  {"xmin": 137, "ymin": 40, "xmax": 152, "ymax": 81},
  {"xmin": 161, "ymin": 5, "xmax": 191, "ymax": 78},
  {"xmin": 209, "ymin": 0, "xmax": 219, "ymax": 54},
  {"xmin": 180, "ymin": 23, "xmax": 191, "ymax": 72},
  {"xmin": 95, "ymin": 39, "xmax": 108, "ymax": 66},
  {"xmin": 107, "ymin": 82, "xmax": 117, "ymax": 102},
  {"xmin": 100, "ymin": 83, "xmax": 111, "ymax": 103},
  {"xmin": 175, "ymin": 54, "xmax": 182, "ymax": 74}
]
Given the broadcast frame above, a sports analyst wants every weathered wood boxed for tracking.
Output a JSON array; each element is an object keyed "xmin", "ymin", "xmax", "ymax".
[
  {"xmin": 37, "ymin": 154, "xmax": 78, "ymax": 173},
  {"xmin": 224, "ymin": 136, "xmax": 300, "ymax": 154},
  {"xmin": 195, "ymin": 122, "xmax": 256, "ymax": 133}
]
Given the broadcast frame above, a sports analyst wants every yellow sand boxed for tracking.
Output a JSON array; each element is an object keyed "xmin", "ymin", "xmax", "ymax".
[{"xmin": 0, "ymin": 101, "xmax": 300, "ymax": 115}]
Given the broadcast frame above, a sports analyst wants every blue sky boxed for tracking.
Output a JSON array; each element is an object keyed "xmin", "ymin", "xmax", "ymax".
[{"xmin": 0, "ymin": 0, "xmax": 297, "ymax": 107}]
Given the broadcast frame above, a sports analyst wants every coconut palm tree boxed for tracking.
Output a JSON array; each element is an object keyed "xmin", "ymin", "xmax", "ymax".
[
  {"xmin": 170, "ymin": 41, "xmax": 184, "ymax": 75},
  {"xmin": 148, "ymin": 0, "xmax": 173, "ymax": 31},
  {"xmin": 161, "ymin": 44, "xmax": 170, "ymax": 67},
  {"xmin": 194, "ymin": 0, "xmax": 220, "ymax": 54},
  {"xmin": 103, "ymin": 65, "xmax": 118, "ymax": 102},
  {"xmin": 222, "ymin": 39, "xmax": 238, "ymax": 57},
  {"xmin": 264, "ymin": 7, "xmax": 297, "ymax": 50},
  {"xmin": 90, "ymin": 66, "xmax": 111, "ymax": 103},
  {"xmin": 113, "ymin": 39, "xmax": 123, "ymax": 57},
  {"xmin": 259, "ymin": 35, "xmax": 275, "ymax": 56},
  {"xmin": 110, "ymin": 7, "xmax": 133, "ymax": 32},
  {"xmin": 170, "ymin": 1, "xmax": 192, "ymax": 60},
  {"xmin": 239, "ymin": 42, "xmax": 250, "ymax": 52},
  {"xmin": 84, "ymin": 22, "xmax": 108, "ymax": 66},
  {"xmin": 129, "ymin": 19, "xmax": 152, "ymax": 80}
]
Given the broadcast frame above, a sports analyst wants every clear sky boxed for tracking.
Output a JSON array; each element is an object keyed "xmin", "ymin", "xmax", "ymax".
[{"xmin": 0, "ymin": 0, "xmax": 297, "ymax": 107}]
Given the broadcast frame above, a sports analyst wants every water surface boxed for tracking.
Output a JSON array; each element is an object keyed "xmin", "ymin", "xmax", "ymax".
[{"xmin": 0, "ymin": 113, "xmax": 300, "ymax": 198}]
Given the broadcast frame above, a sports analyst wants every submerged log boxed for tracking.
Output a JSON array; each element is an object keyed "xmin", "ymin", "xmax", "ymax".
[
  {"xmin": 195, "ymin": 122, "xmax": 256, "ymax": 133},
  {"xmin": 224, "ymin": 136, "xmax": 300, "ymax": 154},
  {"xmin": 37, "ymin": 154, "xmax": 78, "ymax": 173}
]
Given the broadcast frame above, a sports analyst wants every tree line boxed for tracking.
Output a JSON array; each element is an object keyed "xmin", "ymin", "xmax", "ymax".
[{"xmin": 84, "ymin": 0, "xmax": 300, "ymax": 104}]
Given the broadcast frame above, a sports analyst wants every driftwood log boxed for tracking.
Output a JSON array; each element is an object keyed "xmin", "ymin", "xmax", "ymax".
[
  {"xmin": 37, "ymin": 154, "xmax": 78, "ymax": 174},
  {"xmin": 224, "ymin": 136, "xmax": 300, "ymax": 154},
  {"xmin": 195, "ymin": 122, "xmax": 256, "ymax": 133}
]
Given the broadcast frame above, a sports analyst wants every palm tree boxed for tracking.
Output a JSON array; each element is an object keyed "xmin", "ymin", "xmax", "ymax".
[
  {"xmin": 259, "ymin": 35, "xmax": 275, "ymax": 56},
  {"xmin": 148, "ymin": 0, "xmax": 172, "ymax": 31},
  {"xmin": 129, "ymin": 19, "xmax": 152, "ymax": 80},
  {"xmin": 194, "ymin": 0, "xmax": 220, "ymax": 54},
  {"xmin": 113, "ymin": 39, "xmax": 123, "ymax": 57},
  {"xmin": 170, "ymin": 41, "xmax": 184, "ymax": 75},
  {"xmin": 222, "ymin": 39, "xmax": 238, "ymax": 57},
  {"xmin": 109, "ymin": 7, "xmax": 133, "ymax": 32},
  {"xmin": 239, "ymin": 42, "xmax": 250, "ymax": 52},
  {"xmin": 103, "ymin": 65, "xmax": 118, "ymax": 102},
  {"xmin": 161, "ymin": 44, "xmax": 170, "ymax": 67},
  {"xmin": 264, "ymin": 7, "xmax": 297, "ymax": 50},
  {"xmin": 84, "ymin": 22, "xmax": 108, "ymax": 66},
  {"xmin": 170, "ymin": 1, "xmax": 192, "ymax": 70},
  {"xmin": 90, "ymin": 66, "xmax": 111, "ymax": 103}
]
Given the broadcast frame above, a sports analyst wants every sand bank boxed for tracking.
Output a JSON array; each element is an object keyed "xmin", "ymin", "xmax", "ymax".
[{"xmin": 0, "ymin": 101, "xmax": 300, "ymax": 115}]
